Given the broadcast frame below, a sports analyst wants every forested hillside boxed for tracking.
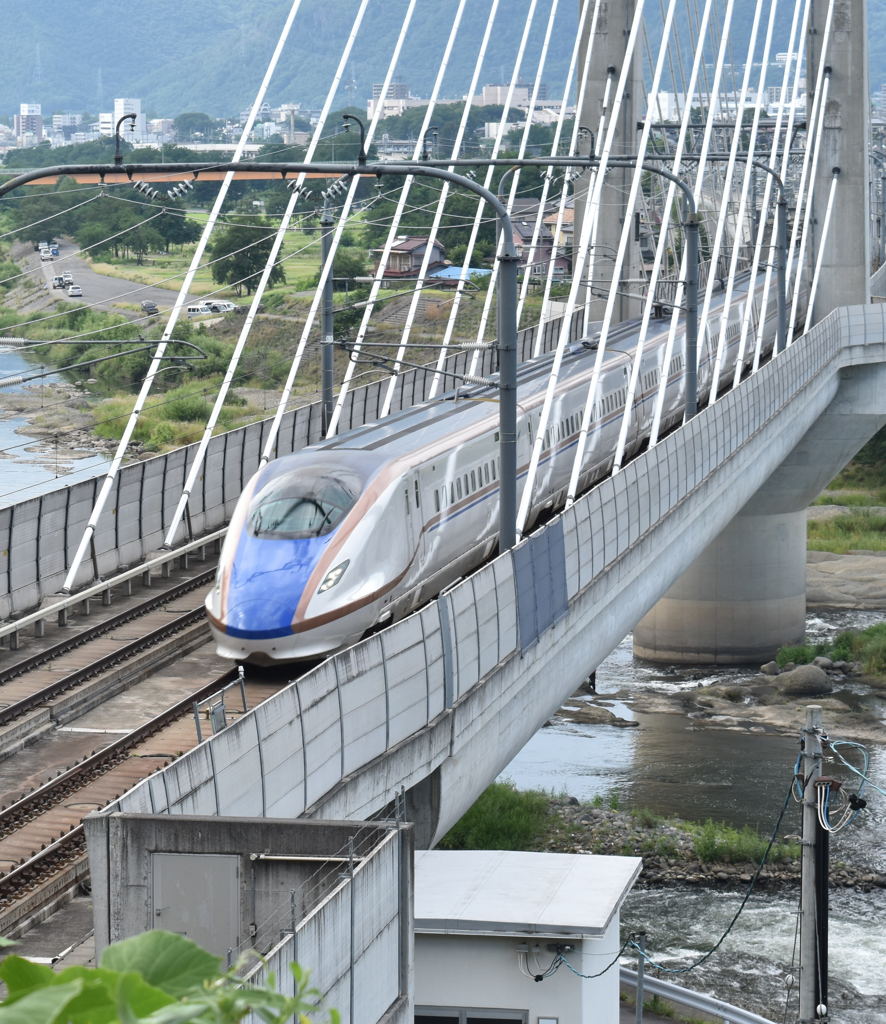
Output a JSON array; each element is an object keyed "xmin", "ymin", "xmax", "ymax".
[{"xmin": 2, "ymin": 0, "xmax": 879, "ymax": 121}]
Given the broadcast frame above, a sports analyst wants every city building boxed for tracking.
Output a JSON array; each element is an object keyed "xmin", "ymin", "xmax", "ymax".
[
  {"xmin": 13, "ymin": 103, "xmax": 43, "ymax": 146},
  {"xmin": 113, "ymin": 98, "xmax": 147, "ymax": 142}
]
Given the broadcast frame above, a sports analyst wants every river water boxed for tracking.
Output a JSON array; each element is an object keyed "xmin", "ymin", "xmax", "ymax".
[
  {"xmin": 0, "ymin": 348, "xmax": 109, "ymax": 507},
  {"xmin": 500, "ymin": 613, "xmax": 886, "ymax": 1023}
]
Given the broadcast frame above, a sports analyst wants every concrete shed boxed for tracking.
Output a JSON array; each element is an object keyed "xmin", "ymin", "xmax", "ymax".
[{"xmin": 414, "ymin": 849, "xmax": 641, "ymax": 1024}]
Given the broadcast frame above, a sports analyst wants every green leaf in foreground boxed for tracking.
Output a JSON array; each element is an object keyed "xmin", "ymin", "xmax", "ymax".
[
  {"xmin": 0, "ymin": 979, "xmax": 84, "ymax": 1024},
  {"xmin": 99, "ymin": 931, "xmax": 221, "ymax": 998},
  {"xmin": 0, "ymin": 955, "xmax": 56, "ymax": 998}
]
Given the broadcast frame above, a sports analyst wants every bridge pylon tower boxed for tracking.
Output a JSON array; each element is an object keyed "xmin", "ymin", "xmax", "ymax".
[
  {"xmin": 635, "ymin": 0, "xmax": 877, "ymax": 665},
  {"xmin": 573, "ymin": 0, "xmax": 644, "ymax": 322}
]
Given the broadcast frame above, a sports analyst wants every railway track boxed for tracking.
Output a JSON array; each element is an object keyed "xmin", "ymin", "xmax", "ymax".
[
  {"xmin": 0, "ymin": 564, "xmax": 219, "ymax": 758},
  {"xmin": 0, "ymin": 667, "xmax": 281, "ymax": 937},
  {"xmin": 0, "ymin": 556, "xmax": 288, "ymax": 937}
]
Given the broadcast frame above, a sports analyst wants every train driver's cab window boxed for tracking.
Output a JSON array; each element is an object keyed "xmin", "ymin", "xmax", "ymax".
[{"xmin": 247, "ymin": 465, "xmax": 362, "ymax": 539}]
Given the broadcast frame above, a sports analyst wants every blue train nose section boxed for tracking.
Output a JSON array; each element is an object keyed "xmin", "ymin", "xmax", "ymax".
[
  {"xmin": 225, "ymin": 598, "xmax": 301, "ymax": 639},
  {"xmin": 223, "ymin": 534, "xmax": 332, "ymax": 639}
]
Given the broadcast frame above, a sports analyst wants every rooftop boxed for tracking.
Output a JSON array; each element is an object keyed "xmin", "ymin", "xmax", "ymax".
[{"xmin": 414, "ymin": 849, "xmax": 641, "ymax": 938}]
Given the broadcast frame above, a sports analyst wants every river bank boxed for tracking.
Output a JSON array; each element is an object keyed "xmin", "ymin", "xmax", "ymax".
[{"xmin": 540, "ymin": 795, "xmax": 886, "ymax": 890}]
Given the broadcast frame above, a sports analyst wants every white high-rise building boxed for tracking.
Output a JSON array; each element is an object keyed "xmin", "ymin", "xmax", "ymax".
[{"xmin": 113, "ymin": 98, "xmax": 146, "ymax": 142}]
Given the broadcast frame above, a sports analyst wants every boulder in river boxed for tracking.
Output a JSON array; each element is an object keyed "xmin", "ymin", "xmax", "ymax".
[{"xmin": 774, "ymin": 663, "xmax": 832, "ymax": 697}]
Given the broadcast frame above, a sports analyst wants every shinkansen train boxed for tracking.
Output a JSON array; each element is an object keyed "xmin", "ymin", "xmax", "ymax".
[{"xmin": 206, "ymin": 271, "xmax": 794, "ymax": 662}]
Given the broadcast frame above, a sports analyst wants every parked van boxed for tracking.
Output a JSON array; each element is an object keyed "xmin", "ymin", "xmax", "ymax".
[{"xmin": 186, "ymin": 304, "xmax": 211, "ymax": 317}]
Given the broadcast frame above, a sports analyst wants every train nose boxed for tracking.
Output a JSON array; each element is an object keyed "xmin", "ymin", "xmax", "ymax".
[{"xmin": 225, "ymin": 597, "xmax": 296, "ymax": 639}]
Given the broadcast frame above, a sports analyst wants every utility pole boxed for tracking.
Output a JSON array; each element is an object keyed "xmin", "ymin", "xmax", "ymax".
[
  {"xmin": 799, "ymin": 705, "xmax": 827, "ymax": 1022},
  {"xmin": 320, "ymin": 199, "xmax": 335, "ymax": 434}
]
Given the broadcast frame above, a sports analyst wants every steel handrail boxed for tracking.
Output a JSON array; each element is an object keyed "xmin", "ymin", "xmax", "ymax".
[
  {"xmin": 0, "ymin": 528, "xmax": 224, "ymax": 642},
  {"xmin": 621, "ymin": 967, "xmax": 778, "ymax": 1024}
]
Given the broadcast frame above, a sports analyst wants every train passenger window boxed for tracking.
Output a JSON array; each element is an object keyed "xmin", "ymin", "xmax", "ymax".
[
  {"xmin": 414, "ymin": 480, "xmax": 421, "ymax": 508},
  {"xmin": 457, "ymin": 479, "xmax": 463, "ymax": 499},
  {"xmin": 450, "ymin": 483, "xmax": 456, "ymax": 504},
  {"xmin": 491, "ymin": 461, "xmax": 497, "ymax": 480},
  {"xmin": 247, "ymin": 465, "xmax": 362, "ymax": 539},
  {"xmin": 484, "ymin": 464, "xmax": 490, "ymax": 484},
  {"xmin": 470, "ymin": 470, "xmax": 476, "ymax": 491},
  {"xmin": 434, "ymin": 490, "xmax": 440, "ymax": 513}
]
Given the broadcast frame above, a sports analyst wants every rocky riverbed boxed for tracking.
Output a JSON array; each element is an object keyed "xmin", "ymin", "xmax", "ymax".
[{"xmin": 541, "ymin": 795, "xmax": 886, "ymax": 891}]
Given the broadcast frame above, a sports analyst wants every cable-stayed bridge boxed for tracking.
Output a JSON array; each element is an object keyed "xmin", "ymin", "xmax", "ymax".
[{"xmin": 0, "ymin": 0, "xmax": 884, "ymax": 1020}]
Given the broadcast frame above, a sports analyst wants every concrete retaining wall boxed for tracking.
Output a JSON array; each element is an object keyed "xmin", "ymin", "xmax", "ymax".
[
  {"xmin": 84, "ymin": 814, "xmax": 412, "ymax": 1024},
  {"xmin": 98, "ymin": 305, "xmax": 886, "ymax": 844}
]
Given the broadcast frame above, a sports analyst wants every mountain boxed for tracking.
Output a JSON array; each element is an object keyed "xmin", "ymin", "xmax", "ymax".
[{"xmin": 0, "ymin": 0, "xmax": 882, "ymax": 122}]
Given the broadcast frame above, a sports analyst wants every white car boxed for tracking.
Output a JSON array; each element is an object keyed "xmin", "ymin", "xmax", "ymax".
[{"xmin": 67, "ymin": 284, "xmax": 83, "ymax": 297}]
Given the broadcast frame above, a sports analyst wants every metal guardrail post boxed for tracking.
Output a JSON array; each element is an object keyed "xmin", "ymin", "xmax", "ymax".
[{"xmin": 635, "ymin": 932, "xmax": 646, "ymax": 1024}]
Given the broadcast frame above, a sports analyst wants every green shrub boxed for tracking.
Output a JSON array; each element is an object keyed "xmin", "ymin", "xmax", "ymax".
[
  {"xmin": 776, "ymin": 644, "xmax": 820, "ymax": 667},
  {"xmin": 689, "ymin": 819, "xmax": 799, "ymax": 864},
  {"xmin": 438, "ymin": 782, "xmax": 550, "ymax": 850},
  {"xmin": 164, "ymin": 393, "xmax": 215, "ymax": 422},
  {"xmin": 807, "ymin": 510, "xmax": 886, "ymax": 553},
  {"xmin": 631, "ymin": 807, "xmax": 660, "ymax": 829}
]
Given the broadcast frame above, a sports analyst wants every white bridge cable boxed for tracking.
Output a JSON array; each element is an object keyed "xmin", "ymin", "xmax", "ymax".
[
  {"xmin": 62, "ymin": 0, "xmax": 306, "ymax": 593},
  {"xmin": 573, "ymin": 0, "xmax": 680, "ymax": 480},
  {"xmin": 706, "ymin": 0, "xmax": 777, "ymax": 405},
  {"xmin": 514, "ymin": 0, "xmax": 596, "ymax": 335},
  {"xmin": 466, "ymin": 0, "xmax": 563, "ymax": 376},
  {"xmin": 614, "ymin": 0, "xmax": 716, "ymax": 470},
  {"xmin": 783, "ymin": 3, "xmax": 836, "ymax": 342},
  {"xmin": 693, "ymin": 0, "xmax": 753, "ymax": 390},
  {"xmin": 648, "ymin": 0, "xmax": 736, "ymax": 446},
  {"xmin": 732, "ymin": 0, "xmax": 807, "ymax": 387},
  {"xmin": 788, "ymin": 73, "xmax": 832, "ymax": 339},
  {"xmin": 376, "ymin": 0, "xmax": 505, "ymax": 419},
  {"xmin": 425, "ymin": 0, "xmax": 545, "ymax": 398},
  {"xmin": 784, "ymin": 0, "xmax": 835, "ymax": 306},
  {"xmin": 161, "ymin": 0, "xmax": 373, "ymax": 548},
  {"xmin": 333, "ymin": 0, "xmax": 471, "ymax": 423},
  {"xmin": 536, "ymin": 44, "xmax": 608, "ymax": 343},
  {"xmin": 517, "ymin": 0, "xmax": 647, "ymax": 530},
  {"xmin": 266, "ymin": 0, "xmax": 420, "ymax": 449},
  {"xmin": 750, "ymin": 0, "xmax": 811, "ymax": 370},
  {"xmin": 804, "ymin": 171, "xmax": 839, "ymax": 331}
]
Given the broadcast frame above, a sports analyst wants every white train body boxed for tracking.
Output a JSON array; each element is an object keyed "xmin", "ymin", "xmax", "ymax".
[{"xmin": 206, "ymin": 273, "xmax": 789, "ymax": 662}]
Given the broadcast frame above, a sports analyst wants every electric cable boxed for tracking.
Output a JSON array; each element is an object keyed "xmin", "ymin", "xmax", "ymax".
[{"xmin": 628, "ymin": 779, "xmax": 796, "ymax": 975}]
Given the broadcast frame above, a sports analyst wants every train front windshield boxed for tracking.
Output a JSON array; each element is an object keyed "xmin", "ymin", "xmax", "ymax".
[{"xmin": 248, "ymin": 466, "xmax": 363, "ymax": 539}]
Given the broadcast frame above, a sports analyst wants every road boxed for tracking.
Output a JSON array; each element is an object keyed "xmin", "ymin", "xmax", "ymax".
[{"xmin": 30, "ymin": 240, "xmax": 198, "ymax": 325}]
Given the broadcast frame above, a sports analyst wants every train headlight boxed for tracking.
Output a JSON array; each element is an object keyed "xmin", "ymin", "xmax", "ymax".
[{"xmin": 318, "ymin": 560, "xmax": 350, "ymax": 594}]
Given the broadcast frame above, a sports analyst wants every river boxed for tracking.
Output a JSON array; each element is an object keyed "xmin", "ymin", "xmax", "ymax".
[
  {"xmin": 0, "ymin": 348, "xmax": 109, "ymax": 507},
  {"xmin": 500, "ymin": 612, "xmax": 886, "ymax": 1023}
]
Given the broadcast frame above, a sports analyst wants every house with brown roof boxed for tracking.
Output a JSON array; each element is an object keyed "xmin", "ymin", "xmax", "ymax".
[{"xmin": 372, "ymin": 236, "xmax": 447, "ymax": 279}]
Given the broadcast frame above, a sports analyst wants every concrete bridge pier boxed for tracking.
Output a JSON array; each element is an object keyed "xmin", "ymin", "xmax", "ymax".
[{"xmin": 634, "ymin": 361, "xmax": 886, "ymax": 664}]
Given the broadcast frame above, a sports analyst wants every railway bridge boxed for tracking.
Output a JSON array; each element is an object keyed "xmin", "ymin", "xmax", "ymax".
[{"xmin": 0, "ymin": 0, "xmax": 883, "ymax": 1020}]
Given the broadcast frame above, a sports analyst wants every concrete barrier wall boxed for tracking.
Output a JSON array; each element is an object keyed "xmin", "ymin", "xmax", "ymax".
[
  {"xmin": 247, "ymin": 832, "xmax": 406, "ymax": 1024},
  {"xmin": 0, "ymin": 312, "xmax": 588, "ymax": 619},
  {"xmin": 101, "ymin": 306, "xmax": 886, "ymax": 837}
]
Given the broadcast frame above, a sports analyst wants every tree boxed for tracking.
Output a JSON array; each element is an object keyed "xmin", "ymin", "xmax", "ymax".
[
  {"xmin": 174, "ymin": 111, "xmax": 219, "ymax": 143},
  {"xmin": 208, "ymin": 220, "xmax": 286, "ymax": 295}
]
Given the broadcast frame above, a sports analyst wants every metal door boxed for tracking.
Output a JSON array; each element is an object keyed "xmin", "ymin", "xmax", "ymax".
[{"xmin": 151, "ymin": 852, "xmax": 240, "ymax": 958}]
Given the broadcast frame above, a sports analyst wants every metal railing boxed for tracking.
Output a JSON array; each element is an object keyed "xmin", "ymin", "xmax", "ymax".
[
  {"xmin": 621, "ymin": 967, "xmax": 778, "ymax": 1024},
  {"xmin": 0, "ymin": 529, "xmax": 223, "ymax": 648}
]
